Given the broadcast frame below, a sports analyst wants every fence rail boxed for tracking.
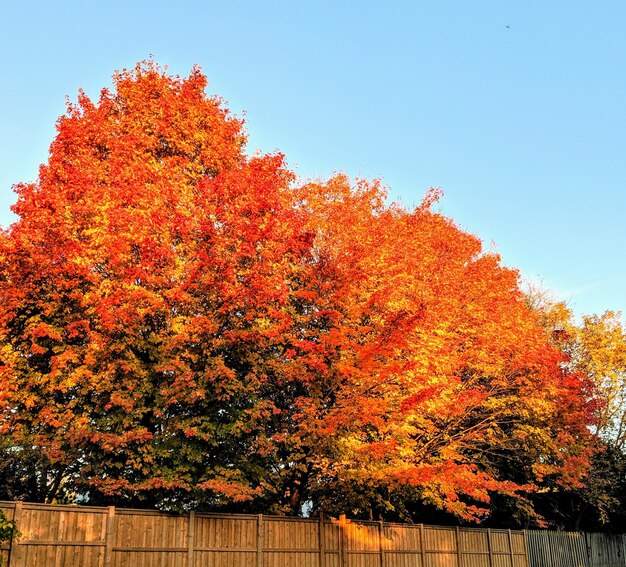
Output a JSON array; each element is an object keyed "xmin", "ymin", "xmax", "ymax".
[{"xmin": 1, "ymin": 501, "xmax": 624, "ymax": 567}]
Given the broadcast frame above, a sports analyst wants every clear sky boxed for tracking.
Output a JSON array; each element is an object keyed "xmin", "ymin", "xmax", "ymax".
[{"xmin": 1, "ymin": 1, "xmax": 625, "ymax": 317}]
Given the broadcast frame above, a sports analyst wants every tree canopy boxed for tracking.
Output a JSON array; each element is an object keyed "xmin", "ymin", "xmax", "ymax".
[
  {"xmin": 524, "ymin": 291, "xmax": 626, "ymax": 530},
  {"xmin": 0, "ymin": 61, "xmax": 598, "ymax": 524}
]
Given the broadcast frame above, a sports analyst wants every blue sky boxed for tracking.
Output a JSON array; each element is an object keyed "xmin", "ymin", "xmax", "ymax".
[{"xmin": 1, "ymin": 1, "xmax": 625, "ymax": 317}]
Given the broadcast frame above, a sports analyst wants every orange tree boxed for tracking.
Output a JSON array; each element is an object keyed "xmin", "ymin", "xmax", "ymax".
[
  {"xmin": 276, "ymin": 177, "xmax": 596, "ymax": 522},
  {"xmin": 0, "ymin": 61, "xmax": 595, "ymax": 520},
  {"xmin": 0, "ymin": 61, "xmax": 305, "ymax": 507}
]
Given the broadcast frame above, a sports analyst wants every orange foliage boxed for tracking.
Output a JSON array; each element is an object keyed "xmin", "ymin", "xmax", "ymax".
[
  {"xmin": 287, "ymin": 176, "xmax": 595, "ymax": 519},
  {"xmin": 0, "ymin": 61, "xmax": 594, "ymax": 518}
]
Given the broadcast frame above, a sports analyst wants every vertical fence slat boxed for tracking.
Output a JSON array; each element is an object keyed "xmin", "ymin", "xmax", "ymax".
[
  {"xmin": 378, "ymin": 520, "xmax": 384, "ymax": 567},
  {"xmin": 187, "ymin": 511, "xmax": 195, "ymax": 567},
  {"xmin": 339, "ymin": 515, "xmax": 347, "ymax": 567},
  {"xmin": 257, "ymin": 514, "xmax": 263, "ymax": 567}
]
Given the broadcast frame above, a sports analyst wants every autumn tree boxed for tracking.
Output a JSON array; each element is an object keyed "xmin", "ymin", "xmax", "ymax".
[
  {"xmin": 528, "ymin": 293, "xmax": 626, "ymax": 451},
  {"xmin": 281, "ymin": 178, "xmax": 595, "ymax": 522},
  {"xmin": 525, "ymin": 293, "xmax": 626, "ymax": 529},
  {"xmin": 0, "ymin": 61, "xmax": 595, "ymax": 521},
  {"xmin": 0, "ymin": 61, "xmax": 307, "ymax": 507},
  {"xmin": 527, "ymin": 296, "xmax": 626, "ymax": 451}
]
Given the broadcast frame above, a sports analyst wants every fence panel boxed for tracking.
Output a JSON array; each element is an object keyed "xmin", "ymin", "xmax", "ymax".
[
  {"xmin": 382, "ymin": 523, "xmax": 423, "ymax": 567},
  {"xmin": 9, "ymin": 503, "xmax": 106, "ymax": 567},
  {"xmin": 263, "ymin": 516, "xmax": 320, "ymax": 567},
  {"xmin": 339, "ymin": 519, "xmax": 378, "ymax": 567},
  {"xmin": 322, "ymin": 517, "xmax": 341, "ymax": 567},
  {"xmin": 459, "ymin": 528, "xmax": 489, "ymax": 567},
  {"xmin": 423, "ymin": 525, "xmax": 458, "ymax": 567},
  {"xmin": 526, "ymin": 530, "xmax": 626, "ymax": 567},
  {"xmin": 111, "ymin": 509, "xmax": 188, "ymax": 567},
  {"xmin": 193, "ymin": 513, "xmax": 257, "ymax": 567},
  {"xmin": 586, "ymin": 533, "xmax": 626, "ymax": 567}
]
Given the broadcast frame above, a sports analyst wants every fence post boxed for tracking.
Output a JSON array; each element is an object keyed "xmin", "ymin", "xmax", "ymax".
[
  {"xmin": 319, "ymin": 513, "xmax": 325, "ymax": 567},
  {"xmin": 486, "ymin": 528, "xmax": 494, "ymax": 567},
  {"xmin": 522, "ymin": 530, "xmax": 530, "ymax": 567},
  {"xmin": 378, "ymin": 520, "xmax": 385, "ymax": 567},
  {"xmin": 257, "ymin": 514, "xmax": 263, "ymax": 567},
  {"xmin": 188, "ymin": 511, "xmax": 195, "ymax": 567},
  {"xmin": 455, "ymin": 526, "xmax": 461, "ymax": 567},
  {"xmin": 6, "ymin": 501, "xmax": 22, "ymax": 567},
  {"xmin": 508, "ymin": 529, "xmax": 514, "ymax": 567},
  {"xmin": 339, "ymin": 515, "xmax": 347, "ymax": 567},
  {"xmin": 103, "ymin": 506, "xmax": 115, "ymax": 567},
  {"xmin": 419, "ymin": 523, "xmax": 425, "ymax": 567}
]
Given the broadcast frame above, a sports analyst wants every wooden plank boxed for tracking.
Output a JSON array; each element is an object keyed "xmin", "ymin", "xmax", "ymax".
[
  {"xmin": 188, "ymin": 511, "xmax": 195, "ymax": 567},
  {"xmin": 257, "ymin": 514, "xmax": 263, "ymax": 567},
  {"xmin": 338, "ymin": 515, "xmax": 346, "ymax": 567},
  {"xmin": 378, "ymin": 520, "xmax": 384, "ymax": 567}
]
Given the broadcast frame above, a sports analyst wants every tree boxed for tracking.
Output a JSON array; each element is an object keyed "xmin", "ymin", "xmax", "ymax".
[
  {"xmin": 528, "ymin": 290, "xmax": 626, "ymax": 449},
  {"xmin": 286, "ymin": 178, "xmax": 594, "ymax": 521},
  {"xmin": 576, "ymin": 312, "xmax": 626, "ymax": 448},
  {"xmin": 0, "ymin": 61, "xmax": 595, "ymax": 521},
  {"xmin": 524, "ymin": 292, "xmax": 626, "ymax": 529},
  {"xmin": 0, "ymin": 61, "xmax": 307, "ymax": 508}
]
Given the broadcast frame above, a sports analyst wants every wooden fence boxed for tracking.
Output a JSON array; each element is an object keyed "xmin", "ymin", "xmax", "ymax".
[
  {"xmin": 526, "ymin": 530, "xmax": 626, "ymax": 567},
  {"xmin": 0, "ymin": 501, "xmax": 528, "ymax": 567},
  {"xmin": 3, "ymin": 501, "xmax": 626, "ymax": 567}
]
